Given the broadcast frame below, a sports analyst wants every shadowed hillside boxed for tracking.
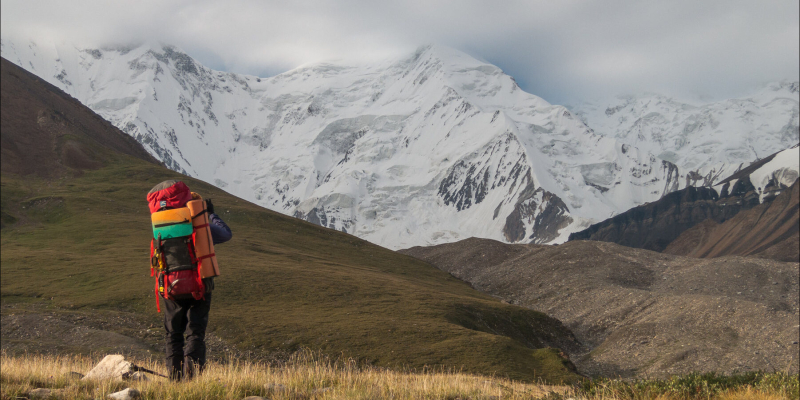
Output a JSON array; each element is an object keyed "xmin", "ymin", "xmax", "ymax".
[
  {"xmin": 0, "ymin": 57, "xmax": 581, "ymax": 383},
  {"xmin": 0, "ymin": 58, "xmax": 157, "ymax": 178},
  {"xmin": 401, "ymin": 239, "xmax": 799, "ymax": 378},
  {"xmin": 567, "ymin": 186, "xmax": 757, "ymax": 252},
  {"xmin": 664, "ymin": 181, "xmax": 799, "ymax": 262}
]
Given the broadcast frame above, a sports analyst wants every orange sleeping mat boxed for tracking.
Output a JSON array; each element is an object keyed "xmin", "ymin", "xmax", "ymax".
[
  {"xmin": 187, "ymin": 193, "xmax": 220, "ymax": 278},
  {"xmin": 151, "ymin": 207, "xmax": 193, "ymax": 239}
]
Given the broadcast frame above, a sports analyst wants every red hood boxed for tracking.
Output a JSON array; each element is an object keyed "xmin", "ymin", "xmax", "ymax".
[{"xmin": 147, "ymin": 180, "xmax": 192, "ymax": 213}]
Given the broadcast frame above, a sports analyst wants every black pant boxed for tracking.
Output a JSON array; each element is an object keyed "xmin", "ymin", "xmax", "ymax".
[{"xmin": 162, "ymin": 293, "xmax": 212, "ymax": 380}]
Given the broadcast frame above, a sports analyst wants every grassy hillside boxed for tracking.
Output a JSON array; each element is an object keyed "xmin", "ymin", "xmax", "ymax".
[
  {"xmin": 0, "ymin": 58, "xmax": 581, "ymax": 384},
  {"xmin": 0, "ymin": 157, "xmax": 582, "ymax": 383}
]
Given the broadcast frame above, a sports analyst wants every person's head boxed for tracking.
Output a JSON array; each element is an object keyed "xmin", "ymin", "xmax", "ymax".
[{"xmin": 147, "ymin": 180, "xmax": 192, "ymax": 213}]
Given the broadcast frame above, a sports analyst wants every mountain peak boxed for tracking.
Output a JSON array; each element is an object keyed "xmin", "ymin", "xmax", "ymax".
[{"xmin": 407, "ymin": 44, "xmax": 503, "ymax": 76}]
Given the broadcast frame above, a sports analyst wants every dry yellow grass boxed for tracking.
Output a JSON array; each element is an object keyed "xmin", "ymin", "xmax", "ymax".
[
  {"xmin": 716, "ymin": 387, "xmax": 790, "ymax": 400},
  {"xmin": 1, "ymin": 352, "xmax": 796, "ymax": 400},
  {"xmin": 0, "ymin": 352, "xmax": 568, "ymax": 399}
]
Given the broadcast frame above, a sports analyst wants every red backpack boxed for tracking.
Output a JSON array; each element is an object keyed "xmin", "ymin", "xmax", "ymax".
[{"xmin": 147, "ymin": 180, "xmax": 205, "ymax": 312}]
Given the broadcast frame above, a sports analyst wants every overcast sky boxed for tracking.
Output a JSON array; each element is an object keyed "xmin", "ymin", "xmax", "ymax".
[{"xmin": 2, "ymin": 0, "xmax": 798, "ymax": 104}]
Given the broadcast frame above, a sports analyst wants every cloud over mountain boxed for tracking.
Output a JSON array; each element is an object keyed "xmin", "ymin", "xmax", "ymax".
[{"xmin": 2, "ymin": 0, "xmax": 797, "ymax": 103}]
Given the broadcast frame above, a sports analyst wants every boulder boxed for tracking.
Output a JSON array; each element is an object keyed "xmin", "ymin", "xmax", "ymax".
[
  {"xmin": 83, "ymin": 355, "xmax": 134, "ymax": 381},
  {"xmin": 107, "ymin": 388, "xmax": 141, "ymax": 400}
]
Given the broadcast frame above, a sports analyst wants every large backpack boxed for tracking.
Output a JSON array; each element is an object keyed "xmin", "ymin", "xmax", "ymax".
[{"xmin": 147, "ymin": 181, "xmax": 217, "ymax": 312}]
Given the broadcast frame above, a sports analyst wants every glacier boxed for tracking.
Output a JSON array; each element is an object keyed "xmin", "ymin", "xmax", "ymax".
[{"xmin": 568, "ymin": 85, "xmax": 799, "ymax": 175}]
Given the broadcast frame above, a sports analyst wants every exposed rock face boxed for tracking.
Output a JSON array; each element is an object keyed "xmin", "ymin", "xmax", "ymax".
[
  {"xmin": 401, "ymin": 238, "xmax": 800, "ymax": 378},
  {"xmin": 665, "ymin": 181, "xmax": 799, "ymax": 261},
  {"xmin": 503, "ymin": 180, "xmax": 572, "ymax": 244},
  {"xmin": 568, "ymin": 185, "xmax": 757, "ymax": 251},
  {"xmin": 438, "ymin": 133, "xmax": 530, "ymax": 212}
]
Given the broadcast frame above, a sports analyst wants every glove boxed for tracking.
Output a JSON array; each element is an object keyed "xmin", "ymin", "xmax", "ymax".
[{"xmin": 205, "ymin": 199, "xmax": 215, "ymax": 215}]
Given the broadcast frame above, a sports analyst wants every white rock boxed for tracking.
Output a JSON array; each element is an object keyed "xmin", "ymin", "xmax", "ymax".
[
  {"xmin": 83, "ymin": 355, "xmax": 134, "ymax": 381},
  {"xmin": 107, "ymin": 388, "xmax": 141, "ymax": 400}
]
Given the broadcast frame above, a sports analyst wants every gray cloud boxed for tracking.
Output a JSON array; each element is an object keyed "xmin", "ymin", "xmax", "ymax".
[{"xmin": 2, "ymin": 0, "xmax": 797, "ymax": 104}]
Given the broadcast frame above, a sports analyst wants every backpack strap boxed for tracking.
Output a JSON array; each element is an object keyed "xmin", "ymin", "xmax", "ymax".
[
  {"xmin": 154, "ymin": 275, "xmax": 161, "ymax": 313},
  {"xmin": 190, "ymin": 216, "xmax": 214, "ymax": 266},
  {"xmin": 191, "ymin": 209, "xmax": 208, "ymax": 219},
  {"xmin": 189, "ymin": 232, "xmax": 205, "ymax": 300},
  {"xmin": 151, "ymin": 238, "xmax": 160, "ymax": 312},
  {"xmin": 150, "ymin": 238, "xmax": 155, "ymax": 277}
]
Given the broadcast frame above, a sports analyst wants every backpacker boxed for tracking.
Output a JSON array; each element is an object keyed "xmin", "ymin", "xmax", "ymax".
[{"xmin": 147, "ymin": 180, "xmax": 218, "ymax": 312}]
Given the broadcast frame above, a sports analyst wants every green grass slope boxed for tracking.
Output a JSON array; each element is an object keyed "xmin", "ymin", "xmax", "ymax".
[{"xmin": 0, "ymin": 58, "xmax": 581, "ymax": 383}]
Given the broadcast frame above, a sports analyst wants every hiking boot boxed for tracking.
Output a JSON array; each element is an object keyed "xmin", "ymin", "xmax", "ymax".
[{"xmin": 182, "ymin": 357, "xmax": 196, "ymax": 381}]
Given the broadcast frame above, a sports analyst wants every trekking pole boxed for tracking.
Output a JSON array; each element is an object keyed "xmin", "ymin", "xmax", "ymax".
[{"xmin": 131, "ymin": 364, "xmax": 168, "ymax": 378}]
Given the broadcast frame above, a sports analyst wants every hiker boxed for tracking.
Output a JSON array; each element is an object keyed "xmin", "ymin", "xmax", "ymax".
[{"xmin": 147, "ymin": 180, "xmax": 232, "ymax": 381}]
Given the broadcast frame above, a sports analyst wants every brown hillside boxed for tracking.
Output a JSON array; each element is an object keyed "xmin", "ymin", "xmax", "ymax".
[
  {"xmin": 401, "ymin": 238, "xmax": 800, "ymax": 378},
  {"xmin": 665, "ymin": 181, "xmax": 799, "ymax": 262},
  {"xmin": 1, "ymin": 57, "xmax": 158, "ymax": 177}
]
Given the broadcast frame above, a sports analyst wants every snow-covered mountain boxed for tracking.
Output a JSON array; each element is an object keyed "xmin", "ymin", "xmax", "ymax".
[
  {"xmin": 2, "ymin": 39, "xmax": 797, "ymax": 249},
  {"xmin": 568, "ymin": 84, "xmax": 799, "ymax": 178}
]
